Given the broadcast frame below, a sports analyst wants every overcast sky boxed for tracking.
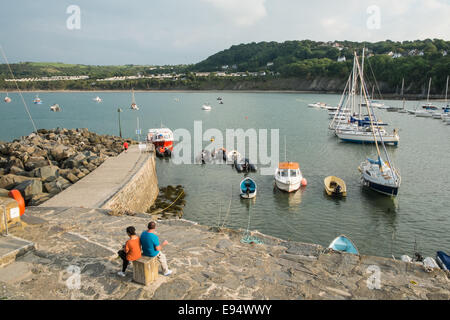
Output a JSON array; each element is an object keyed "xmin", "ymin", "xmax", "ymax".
[{"xmin": 1, "ymin": 0, "xmax": 449, "ymax": 65}]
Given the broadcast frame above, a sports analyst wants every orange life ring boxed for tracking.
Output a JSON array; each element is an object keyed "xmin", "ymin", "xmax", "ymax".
[{"xmin": 8, "ymin": 189, "xmax": 25, "ymax": 216}]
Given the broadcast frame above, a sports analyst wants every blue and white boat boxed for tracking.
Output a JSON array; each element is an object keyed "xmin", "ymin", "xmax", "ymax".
[
  {"xmin": 436, "ymin": 251, "xmax": 450, "ymax": 271},
  {"xmin": 359, "ymin": 156, "xmax": 401, "ymax": 196},
  {"xmin": 240, "ymin": 177, "xmax": 257, "ymax": 199},
  {"xmin": 33, "ymin": 94, "xmax": 42, "ymax": 104},
  {"xmin": 328, "ymin": 235, "xmax": 359, "ymax": 255}
]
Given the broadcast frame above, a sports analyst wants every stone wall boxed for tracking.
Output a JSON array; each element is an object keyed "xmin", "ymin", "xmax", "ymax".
[{"xmin": 101, "ymin": 151, "xmax": 158, "ymax": 214}]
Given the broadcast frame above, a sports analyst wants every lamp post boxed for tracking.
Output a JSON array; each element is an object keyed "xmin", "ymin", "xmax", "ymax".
[{"xmin": 117, "ymin": 108, "xmax": 123, "ymax": 138}]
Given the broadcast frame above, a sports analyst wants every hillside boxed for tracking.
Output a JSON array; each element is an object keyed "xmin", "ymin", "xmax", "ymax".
[{"xmin": 191, "ymin": 39, "xmax": 450, "ymax": 94}]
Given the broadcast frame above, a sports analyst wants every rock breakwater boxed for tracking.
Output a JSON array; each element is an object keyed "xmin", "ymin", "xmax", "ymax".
[{"xmin": 0, "ymin": 128, "xmax": 133, "ymax": 206}]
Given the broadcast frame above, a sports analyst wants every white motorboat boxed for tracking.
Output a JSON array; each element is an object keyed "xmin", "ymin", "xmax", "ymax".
[
  {"xmin": 274, "ymin": 162, "xmax": 306, "ymax": 192},
  {"xmin": 93, "ymin": 96, "xmax": 102, "ymax": 103},
  {"xmin": 50, "ymin": 104, "xmax": 61, "ymax": 112},
  {"xmin": 202, "ymin": 103, "xmax": 212, "ymax": 111}
]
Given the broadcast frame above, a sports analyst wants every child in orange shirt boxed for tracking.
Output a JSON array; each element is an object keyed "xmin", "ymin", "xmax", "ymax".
[{"xmin": 117, "ymin": 226, "xmax": 142, "ymax": 277}]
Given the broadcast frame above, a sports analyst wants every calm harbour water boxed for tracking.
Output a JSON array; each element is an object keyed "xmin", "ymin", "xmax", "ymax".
[{"xmin": 1, "ymin": 91, "xmax": 449, "ymax": 259}]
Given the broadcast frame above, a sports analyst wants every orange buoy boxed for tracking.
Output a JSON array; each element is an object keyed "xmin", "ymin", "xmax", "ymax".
[
  {"xmin": 301, "ymin": 178, "xmax": 308, "ymax": 187},
  {"xmin": 8, "ymin": 189, "xmax": 25, "ymax": 216}
]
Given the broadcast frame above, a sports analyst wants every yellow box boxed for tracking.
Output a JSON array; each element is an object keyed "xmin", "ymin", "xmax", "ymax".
[{"xmin": 0, "ymin": 196, "xmax": 21, "ymax": 232}]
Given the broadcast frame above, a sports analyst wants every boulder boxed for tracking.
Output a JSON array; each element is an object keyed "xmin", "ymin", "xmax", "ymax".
[
  {"xmin": 24, "ymin": 157, "xmax": 49, "ymax": 171},
  {"xmin": 66, "ymin": 173, "xmax": 79, "ymax": 184},
  {"xmin": 44, "ymin": 177, "xmax": 71, "ymax": 194},
  {"xmin": 0, "ymin": 188, "xmax": 9, "ymax": 197},
  {"xmin": 8, "ymin": 157, "xmax": 24, "ymax": 170},
  {"xmin": 0, "ymin": 174, "xmax": 36, "ymax": 189},
  {"xmin": 28, "ymin": 193, "xmax": 52, "ymax": 206},
  {"xmin": 33, "ymin": 165, "xmax": 59, "ymax": 182},
  {"xmin": 8, "ymin": 166, "xmax": 26, "ymax": 175},
  {"xmin": 50, "ymin": 145, "xmax": 75, "ymax": 161},
  {"xmin": 14, "ymin": 179, "xmax": 43, "ymax": 201}
]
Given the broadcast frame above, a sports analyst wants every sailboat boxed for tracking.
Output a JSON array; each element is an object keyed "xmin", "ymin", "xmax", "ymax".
[
  {"xmin": 398, "ymin": 78, "xmax": 407, "ymax": 113},
  {"xmin": 93, "ymin": 96, "xmax": 102, "ymax": 103},
  {"xmin": 332, "ymin": 50, "xmax": 399, "ymax": 145},
  {"xmin": 441, "ymin": 75, "xmax": 449, "ymax": 113},
  {"xmin": 130, "ymin": 88, "xmax": 139, "ymax": 110},
  {"xmin": 352, "ymin": 53, "xmax": 401, "ymax": 196},
  {"xmin": 33, "ymin": 94, "xmax": 42, "ymax": 104},
  {"xmin": 417, "ymin": 78, "xmax": 437, "ymax": 117},
  {"xmin": 50, "ymin": 104, "xmax": 61, "ymax": 112}
]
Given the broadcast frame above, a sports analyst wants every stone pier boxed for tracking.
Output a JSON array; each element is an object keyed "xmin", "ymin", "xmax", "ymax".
[{"xmin": 40, "ymin": 144, "xmax": 158, "ymax": 213}]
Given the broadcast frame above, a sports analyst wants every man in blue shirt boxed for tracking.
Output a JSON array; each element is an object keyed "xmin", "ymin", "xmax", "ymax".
[{"xmin": 140, "ymin": 221, "xmax": 172, "ymax": 276}]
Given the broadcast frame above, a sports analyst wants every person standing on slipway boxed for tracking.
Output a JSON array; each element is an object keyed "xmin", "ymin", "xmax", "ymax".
[{"xmin": 140, "ymin": 221, "xmax": 172, "ymax": 276}]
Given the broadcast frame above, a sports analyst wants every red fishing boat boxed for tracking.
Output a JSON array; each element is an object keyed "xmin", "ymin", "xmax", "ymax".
[{"xmin": 147, "ymin": 127, "xmax": 174, "ymax": 157}]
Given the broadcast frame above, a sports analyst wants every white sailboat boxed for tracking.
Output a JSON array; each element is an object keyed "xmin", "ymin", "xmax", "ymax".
[
  {"xmin": 130, "ymin": 88, "xmax": 139, "ymax": 110},
  {"xmin": 4, "ymin": 93, "xmax": 11, "ymax": 103},
  {"xmin": 331, "ymin": 49, "xmax": 398, "ymax": 145},
  {"xmin": 398, "ymin": 78, "xmax": 407, "ymax": 113},
  {"xmin": 417, "ymin": 78, "xmax": 437, "ymax": 116},
  {"xmin": 351, "ymin": 52, "xmax": 401, "ymax": 196},
  {"xmin": 50, "ymin": 104, "xmax": 61, "ymax": 112}
]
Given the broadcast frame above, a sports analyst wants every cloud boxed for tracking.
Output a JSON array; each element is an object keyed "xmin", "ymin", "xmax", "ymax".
[{"xmin": 202, "ymin": 0, "xmax": 267, "ymax": 26}]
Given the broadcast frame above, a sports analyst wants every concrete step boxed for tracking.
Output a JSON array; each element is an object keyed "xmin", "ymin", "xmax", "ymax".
[{"xmin": 0, "ymin": 235, "xmax": 35, "ymax": 268}]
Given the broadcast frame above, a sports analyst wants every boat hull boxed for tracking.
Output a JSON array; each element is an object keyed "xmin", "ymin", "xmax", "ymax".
[
  {"xmin": 336, "ymin": 131, "xmax": 399, "ymax": 146},
  {"xmin": 361, "ymin": 176, "xmax": 399, "ymax": 196},
  {"xmin": 324, "ymin": 176, "xmax": 347, "ymax": 197},
  {"xmin": 328, "ymin": 235, "xmax": 359, "ymax": 255},
  {"xmin": 275, "ymin": 179, "xmax": 301, "ymax": 193}
]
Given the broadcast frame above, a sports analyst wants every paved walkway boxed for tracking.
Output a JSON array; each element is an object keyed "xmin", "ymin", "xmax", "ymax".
[
  {"xmin": 40, "ymin": 145, "xmax": 149, "ymax": 209},
  {"xmin": 1, "ymin": 206, "xmax": 449, "ymax": 300}
]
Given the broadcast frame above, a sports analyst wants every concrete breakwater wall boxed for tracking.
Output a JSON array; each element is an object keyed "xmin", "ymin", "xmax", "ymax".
[{"xmin": 101, "ymin": 149, "xmax": 159, "ymax": 213}]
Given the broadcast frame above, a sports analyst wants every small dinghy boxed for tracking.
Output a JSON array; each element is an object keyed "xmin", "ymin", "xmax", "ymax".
[
  {"xmin": 324, "ymin": 176, "xmax": 347, "ymax": 197},
  {"xmin": 328, "ymin": 235, "xmax": 359, "ymax": 255},
  {"xmin": 202, "ymin": 103, "xmax": 212, "ymax": 110},
  {"xmin": 227, "ymin": 150, "xmax": 241, "ymax": 162},
  {"xmin": 436, "ymin": 251, "xmax": 450, "ymax": 271},
  {"xmin": 240, "ymin": 177, "xmax": 257, "ymax": 199}
]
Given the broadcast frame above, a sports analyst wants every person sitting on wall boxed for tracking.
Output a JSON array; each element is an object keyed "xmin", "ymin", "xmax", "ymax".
[
  {"xmin": 117, "ymin": 226, "xmax": 142, "ymax": 277},
  {"xmin": 140, "ymin": 221, "xmax": 172, "ymax": 276}
]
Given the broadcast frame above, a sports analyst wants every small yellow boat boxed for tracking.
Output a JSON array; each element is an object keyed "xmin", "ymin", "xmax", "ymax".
[{"xmin": 324, "ymin": 176, "xmax": 347, "ymax": 197}]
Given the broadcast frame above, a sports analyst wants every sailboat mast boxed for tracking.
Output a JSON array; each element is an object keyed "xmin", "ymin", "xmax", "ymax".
[
  {"xmin": 401, "ymin": 78, "xmax": 405, "ymax": 110},
  {"xmin": 284, "ymin": 135, "xmax": 287, "ymax": 162},
  {"xmin": 427, "ymin": 78, "xmax": 432, "ymax": 103},
  {"xmin": 445, "ymin": 75, "xmax": 449, "ymax": 104},
  {"xmin": 359, "ymin": 47, "xmax": 365, "ymax": 117}
]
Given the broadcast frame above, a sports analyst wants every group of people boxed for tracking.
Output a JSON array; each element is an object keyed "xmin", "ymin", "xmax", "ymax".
[{"xmin": 117, "ymin": 221, "xmax": 172, "ymax": 277}]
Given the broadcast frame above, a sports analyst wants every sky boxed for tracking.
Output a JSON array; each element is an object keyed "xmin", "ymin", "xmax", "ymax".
[{"xmin": 0, "ymin": 0, "xmax": 449, "ymax": 65}]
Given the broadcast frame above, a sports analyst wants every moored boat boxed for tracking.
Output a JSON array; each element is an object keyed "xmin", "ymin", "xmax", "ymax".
[
  {"xmin": 324, "ymin": 176, "xmax": 347, "ymax": 197},
  {"xmin": 359, "ymin": 157, "xmax": 401, "ymax": 196},
  {"xmin": 436, "ymin": 251, "xmax": 450, "ymax": 271},
  {"xmin": 274, "ymin": 162, "xmax": 306, "ymax": 193},
  {"xmin": 202, "ymin": 103, "xmax": 212, "ymax": 110},
  {"xmin": 130, "ymin": 88, "xmax": 139, "ymax": 110},
  {"xmin": 93, "ymin": 96, "xmax": 102, "ymax": 103},
  {"xmin": 147, "ymin": 127, "xmax": 174, "ymax": 157},
  {"xmin": 33, "ymin": 95, "xmax": 42, "ymax": 104},
  {"xmin": 240, "ymin": 177, "xmax": 257, "ymax": 199},
  {"xmin": 328, "ymin": 235, "xmax": 359, "ymax": 255},
  {"xmin": 50, "ymin": 104, "xmax": 61, "ymax": 112}
]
